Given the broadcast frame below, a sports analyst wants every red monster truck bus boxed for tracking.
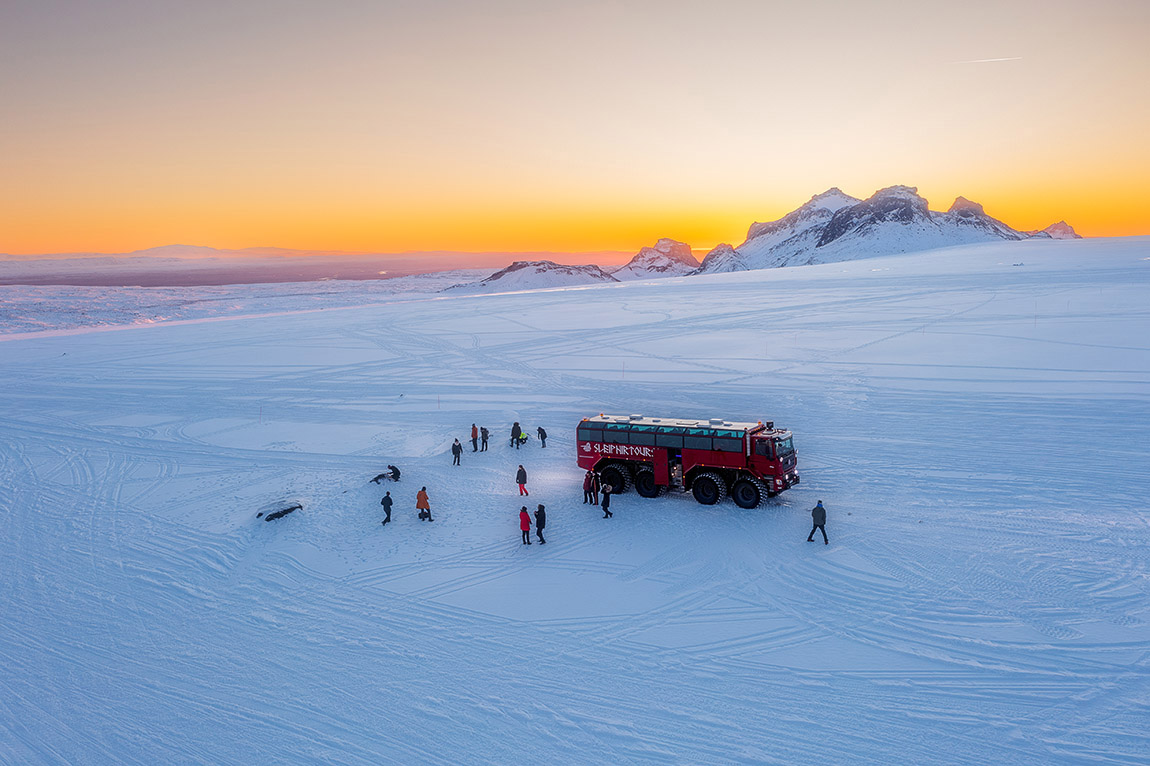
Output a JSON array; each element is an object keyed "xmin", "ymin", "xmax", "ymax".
[{"xmin": 576, "ymin": 414, "xmax": 798, "ymax": 508}]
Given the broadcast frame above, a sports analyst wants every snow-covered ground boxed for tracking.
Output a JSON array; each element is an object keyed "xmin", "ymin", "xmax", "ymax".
[
  {"xmin": 1, "ymin": 237, "xmax": 1148, "ymax": 764},
  {"xmin": 0, "ymin": 270, "xmax": 489, "ymax": 335}
]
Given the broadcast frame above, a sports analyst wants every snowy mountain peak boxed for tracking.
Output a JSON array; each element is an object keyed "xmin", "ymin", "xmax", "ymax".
[
  {"xmin": 1028, "ymin": 221, "xmax": 1083, "ymax": 239},
  {"xmin": 947, "ymin": 196, "xmax": 985, "ymax": 216},
  {"xmin": 613, "ymin": 239, "xmax": 699, "ymax": 280},
  {"xmin": 445, "ymin": 260, "xmax": 619, "ymax": 293},
  {"xmin": 696, "ymin": 243, "xmax": 740, "ymax": 273},
  {"xmin": 807, "ymin": 187, "xmax": 861, "ymax": 211},
  {"xmin": 698, "ymin": 183, "xmax": 1037, "ymax": 274}
]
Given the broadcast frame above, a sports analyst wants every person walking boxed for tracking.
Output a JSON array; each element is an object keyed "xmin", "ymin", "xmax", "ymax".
[
  {"xmin": 451, "ymin": 438, "xmax": 463, "ymax": 466},
  {"xmin": 480, "ymin": 426, "xmax": 489, "ymax": 451},
  {"xmin": 380, "ymin": 491, "xmax": 393, "ymax": 525},
  {"xmin": 807, "ymin": 500, "xmax": 828, "ymax": 545},
  {"xmin": 417, "ymin": 487, "xmax": 434, "ymax": 521},
  {"xmin": 534, "ymin": 504, "xmax": 546, "ymax": 544},
  {"xmin": 511, "ymin": 422, "xmax": 522, "ymax": 449},
  {"xmin": 582, "ymin": 470, "xmax": 595, "ymax": 504},
  {"xmin": 537, "ymin": 426, "xmax": 547, "ymax": 448},
  {"xmin": 471, "ymin": 424, "xmax": 479, "ymax": 452},
  {"xmin": 516, "ymin": 465, "xmax": 529, "ymax": 496},
  {"xmin": 601, "ymin": 486, "xmax": 613, "ymax": 518},
  {"xmin": 590, "ymin": 471, "xmax": 601, "ymax": 505},
  {"xmin": 520, "ymin": 506, "xmax": 532, "ymax": 545}
]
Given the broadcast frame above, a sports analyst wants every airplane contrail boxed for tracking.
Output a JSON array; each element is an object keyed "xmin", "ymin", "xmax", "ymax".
[{"xmin": 954, "ymin": 56, "xmax": 1023, "ymax": 64}]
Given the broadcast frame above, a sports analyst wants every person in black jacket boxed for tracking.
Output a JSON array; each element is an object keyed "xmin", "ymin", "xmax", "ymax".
[
  {"xmin": 480, "ymin": 426, "xmax": 489, "ymax": 451},
  {"xmin": 451, "ymin": 438, "xmax": 463, "ymax": 466},
  {"xmin": 511, "ymin": 422, "xmax": 522, "ymax": 449},
  {"xmin": 537, "ymin": 426, "xmax": 547, "ymax": 448},
  {"xmin": 534, "ymin": 504, "xmax": 546, "ymax": 544},
  {"xmin": 380, "ymin": 491, "xmax": 393, "ymax": 525},
  {"xmin": 516, "ymin": 464, "xmax": 528, "ymax": 496},
  {"xmin": 807, "ymin": 500, "xmax": 828, "ymax": 544},
  {"xmin": 601, "ymin": 486, "xmax": 612, "ymax": 518}
]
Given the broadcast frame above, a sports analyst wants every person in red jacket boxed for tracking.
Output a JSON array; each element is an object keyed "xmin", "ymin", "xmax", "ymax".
[
  {"xmin": 582, "ymin": 470, "xmax": 595, "ymax": 504},
  {"xmin": 471, "ymin": 423, "xmax": 479, "ymax": 452},
  {"xmin": 519, "ymin": 506, "xmax": 532, "ymax": 545}
]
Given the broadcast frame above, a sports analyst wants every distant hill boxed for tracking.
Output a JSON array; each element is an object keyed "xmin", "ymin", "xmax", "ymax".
[
  {"xmin": 443, "ymin": 261, "xmax": 619, "ymax": 294},
  {"xmin": 611, "ymin": 238, "xmax": 700, "ymax": 280}
]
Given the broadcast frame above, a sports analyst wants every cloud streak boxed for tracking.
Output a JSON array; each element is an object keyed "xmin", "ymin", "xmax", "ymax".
[{"xmin": 954, "ymin": 56, "xmax": 1023, "ymax": 64}]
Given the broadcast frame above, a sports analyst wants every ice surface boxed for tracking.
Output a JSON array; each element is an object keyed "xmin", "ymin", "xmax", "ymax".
[{"xmin": 1, "ymin": 236, "xmax": 1148, "ymax": 764}]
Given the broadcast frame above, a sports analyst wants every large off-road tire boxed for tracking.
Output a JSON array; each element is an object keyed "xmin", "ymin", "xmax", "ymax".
[
  {"xmin": 599, "ymin": 463, "xmax": 632, "ymax": 495},
  {"xmin": 731, "ymin": 477, "xmax": 768, "ymax": 509},
  {"xmin": 691, "ymin": 471, "xmax": 726, "ymax": 506},
  {"xmin": 634, "ymin": 467, "xmax": 663, "ymax": 498}
]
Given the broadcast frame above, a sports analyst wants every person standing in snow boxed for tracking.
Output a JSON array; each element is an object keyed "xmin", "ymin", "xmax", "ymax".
[
  {"xmin": 601, "ymin": 486, "xmax": 612, "ymax": 518},
  {"xmin": 380, "ymin": 491, "xmax": 393, "ymax": 525},
  {"xmin": 537, "ymin": 426, "xmax": 547, "ymax": 448},
  {"xmin": 480, "ymin": 426, "xmax": 489, "ymax": 451},
  {"xmin": 582, "ymin": 470, "xmax": 595, "ymax": 504},
  {"xmin": 534, "ymin": 504, "xmax": 546, "ymax": 544},
  {"xmin": 510, "ymin": 422, "xmax": 521, "ymax": 449},
  {"xmin": 451, "ymin": 438, "xmax": 463, "ymax": 466},
  {"xmin": 807, "ymin": 500, "xmax": 828, "ymax": 545},
  {"xmin": 590, "ymin": 471, "xmax": 601, "ymax": 505},
  {"xmin": 520, "ymin": 506, "xmax": 532, "ymax": 545},
  {"xmin": 471, "ymin": 423, "xmax": 479, "ymax": 452},
  {"xmin": 416, "ymin": 487, "xmax": 433, "ymax": 522},
  {"xmin": 516, "ymin": 464, "xmax": 529, "ymax": 496}
]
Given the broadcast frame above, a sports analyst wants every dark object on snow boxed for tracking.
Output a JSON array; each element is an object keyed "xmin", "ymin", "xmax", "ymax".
[
  {"xmin": 510, "ymin": 422, "xmax": 522, "ymax": 448},
  {"xmin": 480, "ymin": 426, "xmax": 489, "ymax": 451},
  {"xmin": 537, "ymin": 427, "xmax": 547, "ymax": 448},
  {"xmin": 258, "ymin": 504, "xmax": 302, "ymax": 522},
  {"xmin": 371, "ymin": 465, "xmax": 401, "ymax": 483},
  {"xmin": 807, "ymin": 500, "xmax": 828, "ymax": 545}
]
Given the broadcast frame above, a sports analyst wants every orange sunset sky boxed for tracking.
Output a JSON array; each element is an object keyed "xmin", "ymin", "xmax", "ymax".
[{"xmin": 1, "ymin": 0, "xmax": 1147, "ymax": 255}]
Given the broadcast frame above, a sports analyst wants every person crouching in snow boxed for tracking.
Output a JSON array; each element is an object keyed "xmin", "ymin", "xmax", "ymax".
[
  {"xmin": 516, "ymin": 464, "xmax": 528, "ymax": 496},
  {"xmin": 417, "ymin": 487, "xmax": 433, "ymax": 521},
  {"xmin": 520, "ymin": 506, "xmax": 532, "ymax": 545}
]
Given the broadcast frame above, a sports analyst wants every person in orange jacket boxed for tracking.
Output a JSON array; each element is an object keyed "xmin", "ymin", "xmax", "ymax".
[
  {"xmin": 519, "ymin": 506, "xmax": 531, "ymax": 545},
  {"xmin": 416, "ymin": 487, "xmax": 433, "ymax": 522},
  {"xmin": 471, "ymin": 423, "xmax": 479, "ymax": 452}
]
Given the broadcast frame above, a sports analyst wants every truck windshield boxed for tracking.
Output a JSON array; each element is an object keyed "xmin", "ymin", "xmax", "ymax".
[{"xmin": 774, "ymin": 437, "xmax": 794, "ymax": 457}]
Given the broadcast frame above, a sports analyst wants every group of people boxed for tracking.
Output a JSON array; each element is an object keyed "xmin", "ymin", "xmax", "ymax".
[
  {"xmin": 378, "ymin": 485, "xmax": 434, "ymax": 525},
  {"xmin": 519, "ymin": 504, "xmax": 546, "ymax": 544},
  {"xmin": 449, "ymin": 423, "xmax": 548, "ymax": 464},
  {"xmin": 582, "ymin": 470, "xmax": 613, "ymax": 518}
]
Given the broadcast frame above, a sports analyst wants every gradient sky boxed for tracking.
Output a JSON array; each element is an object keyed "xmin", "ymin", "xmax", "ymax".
[{"xmin": 1, "ymin": 0, "xmax": 1147, "ymax": 255}]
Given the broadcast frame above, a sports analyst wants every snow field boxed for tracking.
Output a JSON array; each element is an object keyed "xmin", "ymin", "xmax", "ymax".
[{"xmin": 1, "ymin": 237, "xmax": 1149, "ymax": 764}]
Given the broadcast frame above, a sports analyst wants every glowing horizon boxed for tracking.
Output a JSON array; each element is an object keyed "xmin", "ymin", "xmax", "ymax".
[{"xmin": 2, "ymin": 0, "xmax": 1147, "ymax": 256}]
